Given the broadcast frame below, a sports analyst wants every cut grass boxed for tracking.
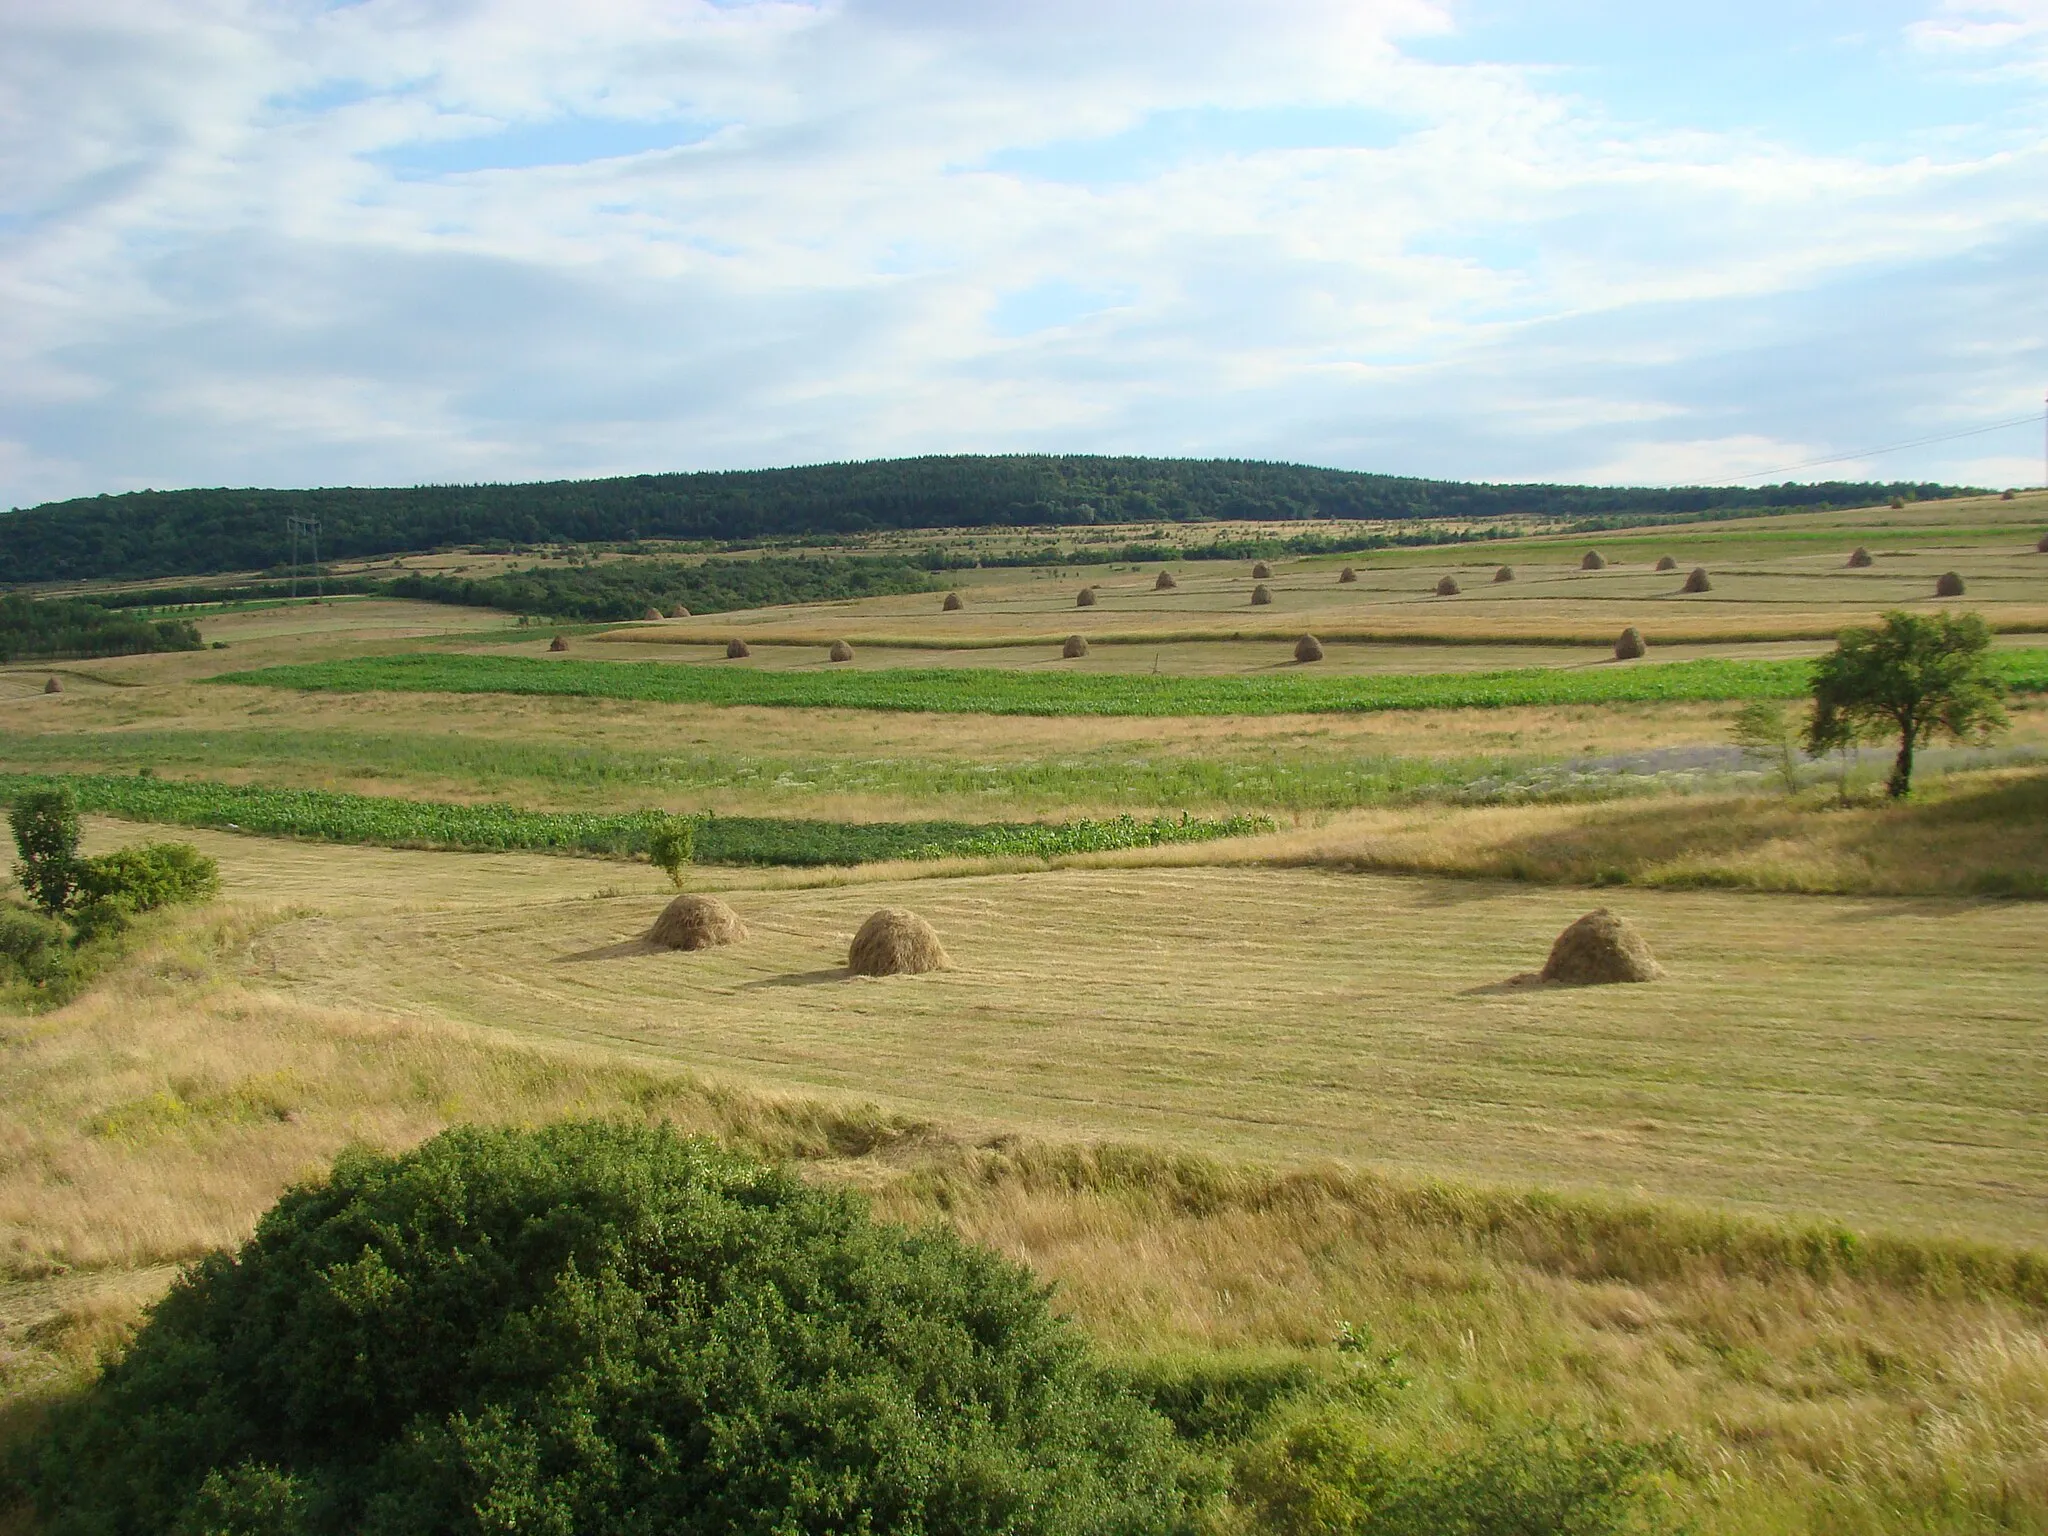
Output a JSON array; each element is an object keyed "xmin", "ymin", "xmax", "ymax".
[
  {"xmin": 0, "ymin": 772, "xmax": 1266, "ymax": 866},
  {"xmin": 213, "ymin": 647, "xmax": 2048, "ymax": 716}
]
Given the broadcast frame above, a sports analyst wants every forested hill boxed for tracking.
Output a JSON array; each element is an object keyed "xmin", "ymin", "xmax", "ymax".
[{"xmin": 2, "ymin": 455, "xmax": 1961, "ymax": 585}]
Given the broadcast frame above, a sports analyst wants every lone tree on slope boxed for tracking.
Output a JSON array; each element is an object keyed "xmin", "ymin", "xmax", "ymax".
[{"xmin": 1805, "ymin": 611, "xmax": 2006, "ymax": 798}]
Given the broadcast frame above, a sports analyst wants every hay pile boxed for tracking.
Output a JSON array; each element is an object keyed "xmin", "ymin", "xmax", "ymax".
[
  {"xmin": 1251, "ymin": 584, "xmax": 1273, "ymax": 606},
  {"xmin": 942, "ymin": 591, "xmax": 964, "ymax": 611},
  {"xmin": 43, "ymin": 677, "xmax": 62, "ymax": 694},
  {"xmin": 644, "ymin": 607, "xmax": 664, "ymax": 621},
  {"xmin": 1252, "ymin": 562, "xmax": 1272, "ymax": 579},
  {"xmin": 1338, "ymin": 567, "xmax": 1358, "ymax": 583},
  {"xmin": 668, "ymin": 605, "xmax": 691, "ymax": 618},
  {"xmin": 1935, "ymin": 571, "xmax": 1966, "ymax": 597},
  {"xmin": 1655, "ymin": 555, "xmax": 1677, "ymax": 571},
  {"xmin": 1062, "ymin": 634, "xmax": 1089, "ymax": 658},
  {"xmin": 1582, "ymin": 550, "xmax": 1606, "ymax": 570},
  {"xmin": 1294, "ymin": 634, "xmax": 1323, "ymax": 662},
  {"xmin": 548, "ymin": 635, "xmax": 569, "ymax": 652},
  {"xmin": 848, "ymin": 908, "xmax": 949, "ymax": 976},
  {"xmin": 1493, "ymin": 566, "xmax": 1514, "ymax": 583},
  {"xmin": 1435, "ymin": 575, "xmax": 1460, "ymax": 596},
  {"xmin": 828, "ymin": 641, "xmax": 854, "ymax": 662},
  {"xmin": 648, "ymin": 894, "xmax": 747, "ymax": 951},
  {"xmin": 1155, "ymin": 570, "xmax": 1178, "ymax": 590},
  {"xmin": 1539, "ymin": 909, "xmax": 1663, "ymax": 985},
  {"xmin": 1613, "ymin": 626, "xmax": 1646, "ymax": 659},
  {"xmin": 726, "ymin": 638, "xmax": 752, "ymax": 658},
  {"xmin": 1682, "ymin": 566, "xmax": 1712, "ymax": 593},
  {"xmin": 2036, "ymin": 532, "xmax": 2048, "ymax": 553},
  {"xmin": 2004, "ymin": 490, "xmax": 2017, "ymax": 501},
  {"xmin": 1847, "ymin": 547, "xmax": 1874, "ymax": 568},
  {"xmin": 1076, "ymin": 587, "xmax": 1097, "ymax": 607}
]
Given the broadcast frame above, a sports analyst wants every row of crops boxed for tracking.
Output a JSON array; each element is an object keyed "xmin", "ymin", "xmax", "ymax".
[
  {"xmin": 0, "ymin": 774, "xmax": 1270, "ymax": 866},
  {"xmin": 218, "ymin": 649, "xmax": 2048, "ymax": 717}
]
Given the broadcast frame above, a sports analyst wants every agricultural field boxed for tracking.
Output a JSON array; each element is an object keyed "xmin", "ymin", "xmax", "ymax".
[{"xmin": 4, "ymin": 490, "xmax": 2048, "ymax": 1534}]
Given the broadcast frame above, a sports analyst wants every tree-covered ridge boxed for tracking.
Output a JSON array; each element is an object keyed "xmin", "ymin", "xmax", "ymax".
[
  {"xmin": 0, "ymin": 594, "xmax": 202, "ymax": 663},
  {"xmin": 387, "ymin": 553, "xmax": 936, "ymax": 622},
  {"xmin": 2, "ymin": 454, "xmax": 1966, "ymax": 584}
]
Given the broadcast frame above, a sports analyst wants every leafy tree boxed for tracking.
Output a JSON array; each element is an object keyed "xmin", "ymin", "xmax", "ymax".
[
  {"xmin": 647, "ymin": 815, "xmax": 696, "ymax": 888},
  {"xmin": 1805, "ymin": 611, "xmax": 2007, "ymax": 798},
  {"xmin": 1730, "ymin": 700, "xmax": 1803, "ymax": 794},
  {"xmin": 8, "ymin": 787, "xmax": 80, "ymax": 916},
  {"xmin": 22, "ymin": 1122, "xmax": 1194, "ymax": 1536}
]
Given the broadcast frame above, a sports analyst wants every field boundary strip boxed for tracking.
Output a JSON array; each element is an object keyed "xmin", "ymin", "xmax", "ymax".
[
  {"xmin": 0, "ymin": 773, "xmax": 1269, "ymax": 865},
  {"xmin": 213, "ymin": 649, "xmax": 2048, "ymax": 717}
]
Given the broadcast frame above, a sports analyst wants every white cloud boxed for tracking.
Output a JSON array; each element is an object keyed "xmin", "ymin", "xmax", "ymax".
[{"xmin": 0, "ymin": 0, "xmax": 2045, "ymax": 503}]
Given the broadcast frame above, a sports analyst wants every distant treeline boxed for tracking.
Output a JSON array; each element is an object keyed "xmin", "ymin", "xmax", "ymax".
[
  {"xmin": 1, "ymin": 455, "xmax": 1971, "ymax": 584},
  {"xmin": 386, "ymin": 554, "xmax": 936, "ymax": 621},
  {"xmin": 0, "ymin": 595, "xmax": 203, "ymax": 663}
]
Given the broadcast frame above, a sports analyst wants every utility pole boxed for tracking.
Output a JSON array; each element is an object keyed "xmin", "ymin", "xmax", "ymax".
[{"xmin": 286, "ymin": 513, "xmax": 322, "ymax": 601}]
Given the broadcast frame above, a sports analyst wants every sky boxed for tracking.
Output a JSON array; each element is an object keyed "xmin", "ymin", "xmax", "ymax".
[{"xmin": 2, "ymin": 0, "xmax": 2046, "ymax": 509}]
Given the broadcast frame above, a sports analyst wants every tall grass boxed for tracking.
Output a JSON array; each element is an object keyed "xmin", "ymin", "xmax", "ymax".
[{"xmin": 219, "ymin": 648, "xmax": 2048, "ymax": 718}]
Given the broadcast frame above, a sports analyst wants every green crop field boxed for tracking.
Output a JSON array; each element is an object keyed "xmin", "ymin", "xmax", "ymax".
[
  {"xmin": 216, "ymin": 647, "xmax": 2048, "ymax": 717},
  {"xmin": 0, "ymin": 773, "xmax": 1266, "ymax": 865}
]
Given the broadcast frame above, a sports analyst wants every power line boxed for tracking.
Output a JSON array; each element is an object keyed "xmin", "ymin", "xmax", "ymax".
[{"xmin": 1730, "ymin": 410, "xmax": 2042, "ymax": 482}]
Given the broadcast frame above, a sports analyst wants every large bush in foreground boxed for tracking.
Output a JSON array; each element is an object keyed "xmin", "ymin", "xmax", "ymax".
[{"xmin": 22, "ymin": 1123, "xmax": 1192, "ymax": 1536}]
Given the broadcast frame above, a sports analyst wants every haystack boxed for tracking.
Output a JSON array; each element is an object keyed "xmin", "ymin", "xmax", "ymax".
[
  {"xmin": 1613, "ymin": 626, "xmax": 1646, "ymax": 660},
  {"xmin": 1338, "ymin": 566, "xmax": 1358, "ymax": 583},
  {"xmin": 1581, "ymin": 550, "xmax": 1606, "ymax": 570},
  {"xmin": 726, "ymin": 638, "xmax": 752, "ymax": 658},
  {"xmin": 43, "ymin": 676, "xmax": 62, "ymax": 694},
  {"xmin": 829, "ymin": 640, "xmax": 854, "ymax": 662},
  {"xmin": 1935, "ymin": 571, "xmax": 1966, "ymax": 597},
  {"xmin": 848, "ymin": 908, "xmax": 949, "ymax": 976},
  {"xmin": 647, "ymin": 893, "xmax": 748, "ymax": 951},
  {"xmin": 1847, "ymin": 547, "xmax": 1874, "ymax": 568},
  {"xmin": 668, "ymin": 605, "xmax": 691, "ymax": 618},
  {"xmin": 942, "ymin": 591, "xmax": 964, "ymax": 611},
  {"xmin": 1539, "ymin": 909, "xmax": 1663, "ymax": 985},
  {"xmin": 1062, "ymin": 634, "xmax": 1089, "ymax": 658},
  {"xmin": 1155, "ymin": 570, "xmax": 1178, "ymax": 591},
  {"xmin": 1294, "ymin": 634, "xmax": 1324, "ymax": 662},
  {"xmin": 1493, "ymin": 566, "xmax": 1514, "ymax": 583},
  {"xmin": 1076, "ymin": 586, "xmax": 1097, "ymax": 607},
  {"xmin": 1682, "ymin": 566, "xmax": 1712, "ymax": 593},
  {"xmin": 1435, "ymin": 575, "xmax": 1460, "ymax": 596},
  {"xmin": 2036, "ymin": 532, "xmax": 2048, "ymax": 553},
  {"xmin": 1252, "ymin": 562, "xmax": 1272, "ymax": 579},
  {"xmin": 1251, "ymin": 584, "xmax": 1273, "ymax": 605},
  {"xmin": 548, "ymin": 635, "xmax": 569, "ymax": 652},
  {"xmin": 644, "ymin": 607, "xmax": 664, "ymax": 621},
  {"xmin": 1889, "ymin": 496, "xmax": 1906, "ymax": 509},
  {"xmin": 1655, "ymin": 555, "xmax": 1677, "ymax": 571},
  {"xmin": 2003, "ymin": 490, "xmax": 2017, "ymax": 501}
]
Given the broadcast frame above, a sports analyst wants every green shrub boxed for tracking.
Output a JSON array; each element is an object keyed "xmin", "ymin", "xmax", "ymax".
[
  {"xmin": 0, "ymin": 903, "xmax": 73, "ymax": 990},
  {"xmin": 646, "ymin": 815, "xmax": 696, "ymax": 888},
  {"xmin": 20, "ymin": 1122, "xmax": 1195, "ymax": 1536},
  {"xmin": 1235, "ymin": 1414, "xmax": 1670, "ymax": 1536},
  {"xmin": 8, "ymin": 786, "xmax": 80, "ymax": 916},
  {"xmin": 72, "ymin": 842, "xmax": 220, "ymax": 915}
]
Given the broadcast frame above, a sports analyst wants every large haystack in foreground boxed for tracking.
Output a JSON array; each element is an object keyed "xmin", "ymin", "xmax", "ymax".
[
  {"xmin": 726, "ymin": 638, "xmax": 752, "ymax": 658},
  {"xmin": 828, "ymin": 641, "xmax": 854, "ymax": 662},
  {"xmin": 1540, "ymin": 909, "xmax": 1664, "ymax": 985},
  {"xmin": 648, "ymin": 894, "xmax": 748, "ymax": 951},
  {"xmin": 848, "ymin": 908, "xmax": 949, "ymax": 976},
  {"xmin": 1062, "ymin": 634, "xmax": 1089, "ymax": 658},
  {"xmin": 1613, "ymin": 626, "xmax": 1646, "ymax": 660},
  {"xmin": 1294, "ymin": 634, "xmax": 1323, "ymax": 662}
]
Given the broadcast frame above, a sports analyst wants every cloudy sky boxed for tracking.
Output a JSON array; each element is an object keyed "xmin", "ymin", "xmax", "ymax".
[{"xmin": 2, "ymin": 0, "xmax": 2045, "ymax": 508}]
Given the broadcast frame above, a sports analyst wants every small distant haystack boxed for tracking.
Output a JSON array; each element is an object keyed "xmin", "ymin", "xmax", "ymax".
[
  {"xmin": 1540, "ymin": 909, "xmax": 1664, "ymax": 985},
  {"xmin": 2003, "ymin": 490, "xmax": 2017, "ymax": 501},
  {"xmin": 1655, "ymin": 555, "xmax": 1678, "ymax": 571},
  {"xmin": 548, "ymin": 635, "xmax": 569, "ymax": 652},
  {"xmin": 1338, "ymin": 566, "xmax": 1358, "ymax": 583},
  {"xmin": 1493, "ymin": 566, "xmax": 1514, "ymax": 583},
  {"xmin": 1435, "ymin": 575, "xmax": 1460, "ymax": 596},
  {"xmin": 2036, "ymin": 532, "xmax": 2048, "ymax": 553},
  {"xmin": 829, "ymin": 640, "xmax": 854, "ymax": 662},
  {"xmin": 1252, "ymin": 562, "xmax": 1272, "ymax": 579},
  {"xmin": 1890, "ymin": 496, "xmax": 1906, "ymax": 509},
  {"xmin": 1582, "ymin": 550, "xmax": 1606, "ymax": 570},
  {"xmin": 644, "ymin": 607, "xmax": 664, "ymax": 621},
  {"xmin": 1847, "ymin": 547, "xmax": 1874, "ymax": 568},
  {"xmin": 1682, "ymin": 566, "xmax": 1712, "ymax": 593},
  {"xmin": 43, "ymin": 676, "xmax": 62, "ymax": 694},
  {"xmin": 1294, "ymin": 634, "xmax": 1324, "ymax": 663},
  {"xmin": 1613, "ymin": 626, "xmax": 1646, "ymax": 660},
  {"xmin": 1935, "ymin": 571, "xmax": 1966, "ymax": 597},
  {"xmin": 1062, "ymin": 634, "xmax": 1089, "ymax": 658},
  {"xmin": 1155, "ymin": 570, "xmax": 1178, "ymax": 591},
  {"xmin": 668, "ymin": 605, "xmax": 691, "ymax": 618},
  {"xmin": 848, "ymin": 908, "xmax": 949, "ymax": 976},
  {"xmin": 1076, "ymin": 587, "xmax": 1097, "ymax": 607},
  {"xmin": 1251, "ymin": 584, "xmax": 1274, "ymax": 605},
  {"xmin": 942, "ymin": 591, "xmax": 964, "ymax": 611},
  {"xmin": 648, "ymin": 893, "xmax": 748, "ymax": 951},
  {"xmin": 726, "ymin": 638, "xmax": 752, "ymax": 658}
]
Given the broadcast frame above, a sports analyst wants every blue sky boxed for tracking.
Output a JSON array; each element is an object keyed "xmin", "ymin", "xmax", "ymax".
[{"xmin": 1, "ymin": 0, "xmax": 2044, "ymax": 508}]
